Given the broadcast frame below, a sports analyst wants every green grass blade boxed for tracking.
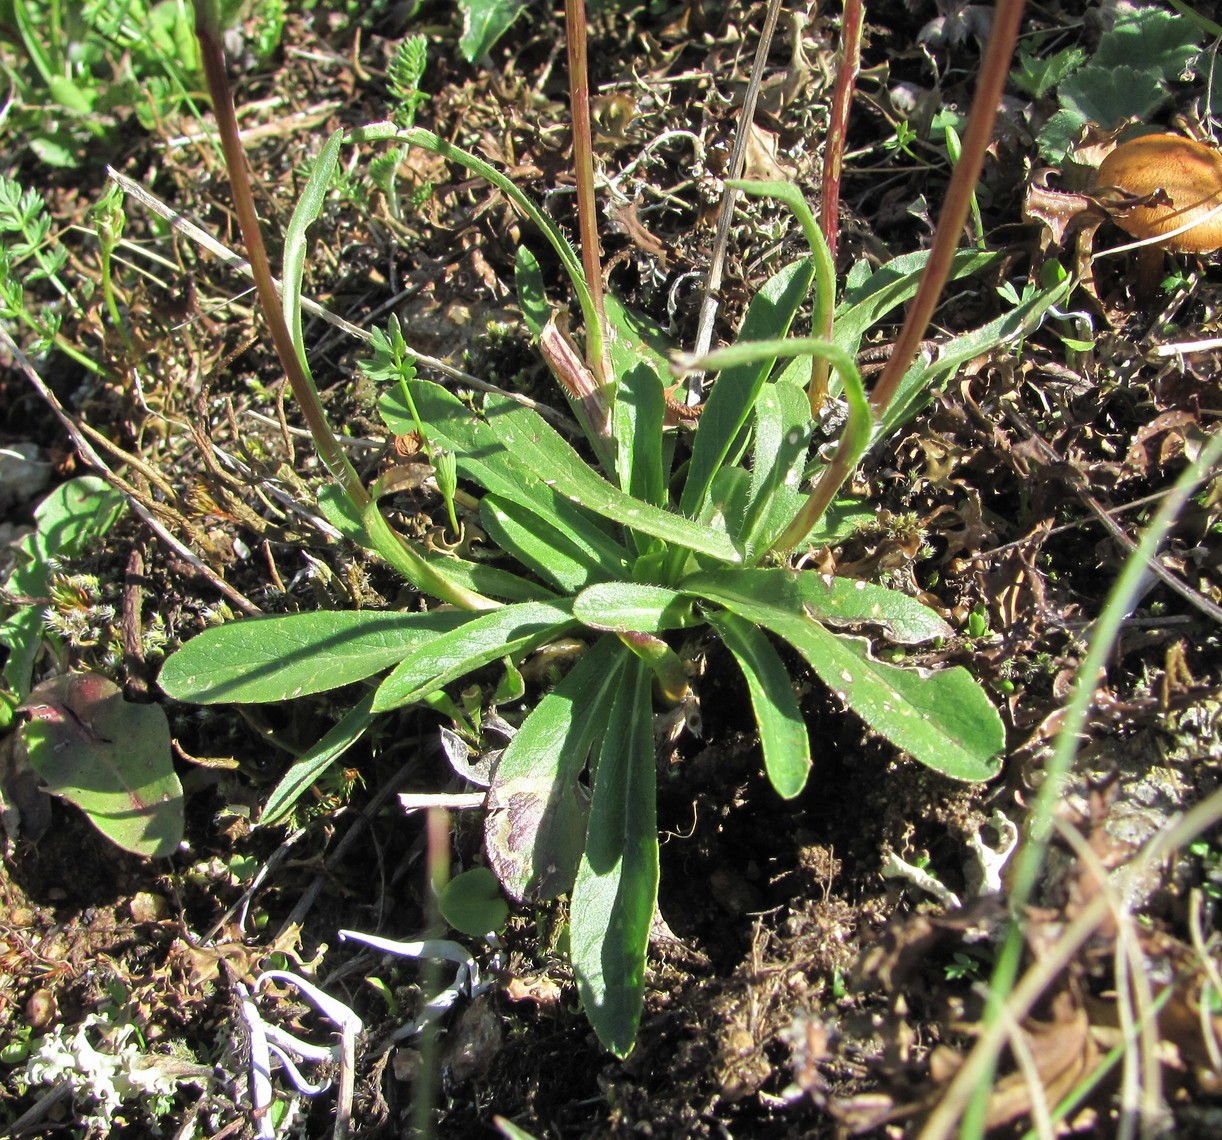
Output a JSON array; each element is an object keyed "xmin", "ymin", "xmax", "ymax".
[
  {"xmin": 260, "ymin": 693, "xmax": 376, "ymax": 825},
  {"xmin": 371, "ymin": 600, "xmax": 577, "ymax": 712},
  {"xmin": 706, "ymin": 610, "xmax": 811, "ymax": 798},
  {"xmin": 486, "ymin": 636, "xmax": 628, "ymax": 900},
  {"xmin": 158, "ymin": 610, "xmax": 470, "ymax": 704},
  {"xmin": 283, "ymin": 128, "xmax": 343, "ymax": 372},
  {"xmin": 571, "ymin": 655, "xmax": 658, "ymax": 1056},
  {"xmin": 679, "ymin": 258, "xmax": 815, "ymax": 520}
]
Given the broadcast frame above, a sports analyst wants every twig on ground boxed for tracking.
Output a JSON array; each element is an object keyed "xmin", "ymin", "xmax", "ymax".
[
  {"xmin": 105, "ymin": 167, "xmax": 576, "ymax": 427},
  {"xmin": 1002, "ymin": 405, "xmax": 1222, "ymax": 625},
  {"xmin": 0, "ymin": 326, "xmax": 261, "ymax": 615},
  {"xmin": 687, "ymin": 0, "xmax": 786, "ymax": 404}
]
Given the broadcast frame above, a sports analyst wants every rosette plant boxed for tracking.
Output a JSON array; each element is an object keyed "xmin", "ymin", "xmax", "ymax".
[{"xmin": 161, "ymin": 0, "xmax": 1052, "ymax": 1053}]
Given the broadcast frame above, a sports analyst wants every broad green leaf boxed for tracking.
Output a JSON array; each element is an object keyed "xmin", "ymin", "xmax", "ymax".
[
  {"xmin": 680, "ymin": 258, "xmax": 815, "ymax": 520},
  {"xmin": 486, "ymin": 636, "xmax": 627, "ymax": 900},
  {"xmin": 572, "ymin": 582, "xmax": 698, "ymax": 633},
  {"xmin": 372, "ymin": 600, "xmax": 576, "ymax": 712},
  {"xmin": 706, "ymin": 611, "xmax": 811, "ymax": 798},
  {"xmin": 1091, "ymin": 7, "xmax": 1201, "ymax": 79},
  {"xmin": 158, "ymin": 610, "xmax": 469, "ymax": 704},
  {"xmin": 481, "ymin": 493, "xmax": 628, "ymax": 594},
  {"xmin": 612, "ymin": 356, "xmax": 668, "ymax": 514},
  {"xmin": 685, "ymin": 568, "xmax": 951, "ymax": 645},
  {"xmin": 21, "ymin": 673, "xmax": 182, "ymax": 858},
  {"xmin": 571, "ymin": 656, "xmax": 657, "ymax": 1056},
  {"xmin": 439, "ymin": 867, "xmax": 509, "ymax": 936},
  {"xmin": 260, "ymin": 693, "xmax": 376, "ymax": 826},
  {"xmin": 1058, "ymin": 64, "xmax": 1170, "ymax": 135},
  {"xmin": 457, "ymin": 0, "xmax": 526, "ymax": 63},
  {"xmin": 692, "ymin": 588, "xmax": 1003, "ymax": 782}
]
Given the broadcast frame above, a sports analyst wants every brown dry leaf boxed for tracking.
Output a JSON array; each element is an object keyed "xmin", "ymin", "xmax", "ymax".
[
  {"xmin": 1124, "ymin": 410, "xmax": 1198, "ymax": 475},
  {"xmin": 742, "ymin": 122, "xmax": 795, "ymax": 181},
  {"xmin": 1023, "ymin": 168, "xmax": 1105, "ymax": 250},
  {"xmin": 980, "ymin": 990, "xmax": 1100, "ymax": 1131},
  {"xmin": 503, "ymin": 973, "xmax": 563, "ymax": 1008}
]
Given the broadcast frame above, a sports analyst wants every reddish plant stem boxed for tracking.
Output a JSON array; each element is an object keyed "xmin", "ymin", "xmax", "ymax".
[
  {"xmin": 193, "ymin": 2, "xmax": 368, "ymax": 510},
  {"xmin": 564, "ymin": 0, "xmax": 610, "ymax": 386},
  {"xmin": 865, "ymin": 0, "xmax": 1025, "ymax": 417},
  {"xmin": 819, "ymin": 0, "xmax": 864, "ymax": 262},
  {"xmin": 793, "ymin": 0, "xmax": 1025, "ymax": 544},
  {"xmin": 810, "ymin": 0, "xmax": 865, "ymax": 413}
]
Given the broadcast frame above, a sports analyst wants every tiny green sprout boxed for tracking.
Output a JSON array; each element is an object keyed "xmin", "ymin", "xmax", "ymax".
[
  {"xmin": 365, "ymin": 976, "xmax": 402, "ymax": 1016},
  {"xmin": 945, "ymin": 949, "xmax": 987, "ymax": 982},
  {"xmin": 228, "ymin": 854, "xmax": 259, "ymax": 884},
  {"xmin": 0, "ymin": 1025, "xmax": 33, "ymax": 1064},
  {"xmin": 942, "ymin": 123, "xmax": 984, "ymax": 246},
  {"xmin": 884, "ymin": 120, "xmax": 920, "ymax": 160},
  {"xmin": 967, "ymin": 607, "xmax": 990, "ymax": 641},
  {"xmin": 434, "ymin": 449, "xmax": 461, "ymax": 536}
]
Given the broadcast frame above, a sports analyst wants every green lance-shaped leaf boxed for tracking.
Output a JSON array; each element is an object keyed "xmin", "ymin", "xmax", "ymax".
[
  {"xmin": 283, "ymin": 128, "xmax": 342, "ymax": 375},
  {"xmin": 684, "ymin": 568, "xmax": 951, "ymax": 645},
  {"xmin": 21, "ymin": 673, "xmax": 183, "ymax": 858},
  {"xmin": 481, "ymin": 494, "xmax": 628, "ymax": 594},
  {"xmin": 158, "ymin": 610, "xmax": 470, "ymax": 704},
  {"xmin": 260, "ymin": 693, "xmax": 376, "ymax": 826},
  {"xmin": 706, "ymin": 610, "xmax": 811, "ymax": 798},
  {"xmin": 382, "ymin": 379, "xmax": 629, "ymax": 562},
  {"xmin": 570, "ymin": 655, "xmax": 658, "ymax": 1057},
  {"xmin": 572, "ymin": 582, "xmax": 699, "ymax": 633},
  {"xmin": 372, "ymin": 600, "xmax": 577, "ymax": 712},
  {"xmin": 486, "ymin": 636, "xmax": 628, "ymax": 900},
  {"xmin": 688, "ymin": 581, "xmax": 1002, "ymax": 782},
  {"xmin": 833, "ymin": 248, "xmax": 997, "ymax": 359},
  {"xmin": 738, "ymin": 380, "xmax": 812, "ymax": 555},
  {"xmin": 383, "ymin": 380, "xmax": 739, "ymax": 562},
  {"xmin": 679, "ymin": 258, "xmax": 815, "ymax": 523}
]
